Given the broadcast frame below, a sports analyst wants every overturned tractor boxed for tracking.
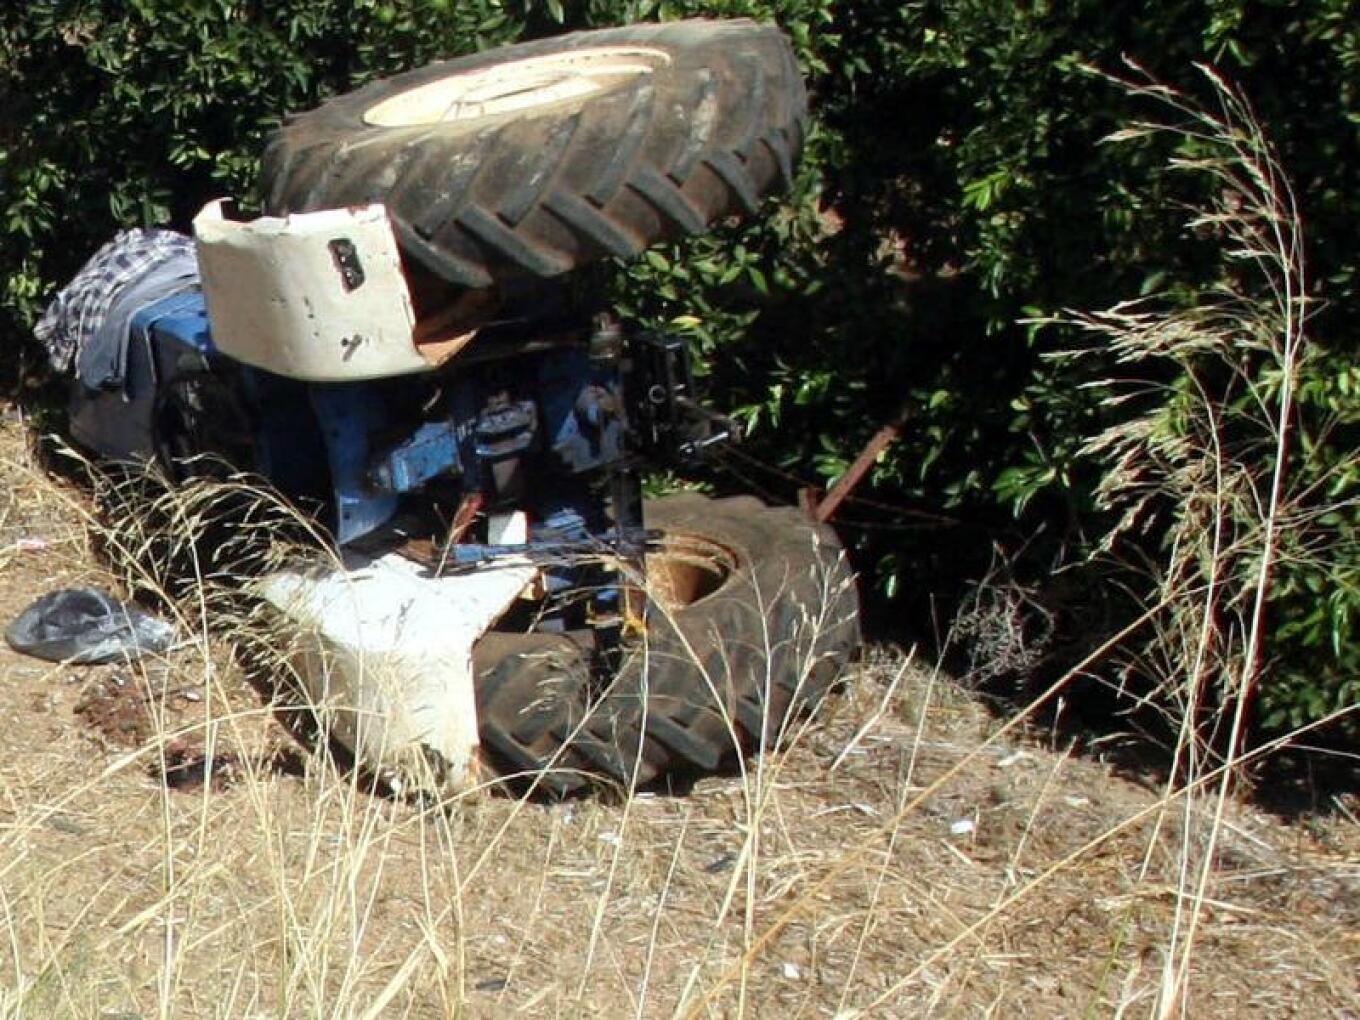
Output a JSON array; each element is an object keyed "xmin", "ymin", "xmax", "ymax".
[{"xmin": 42, "ymin": 20, "xmax": 860, "ymax": 796}]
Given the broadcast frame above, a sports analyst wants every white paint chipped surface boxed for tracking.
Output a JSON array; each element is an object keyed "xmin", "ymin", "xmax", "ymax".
[
  {"xmin": 258, "ymin": 550, "xmax": 536, "ymax": 795},
  {"xmin": 193, "ymin": 199, "xmax": 425, "ymax": 381}
]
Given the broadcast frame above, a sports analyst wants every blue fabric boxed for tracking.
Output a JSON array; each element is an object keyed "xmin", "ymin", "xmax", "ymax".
[
  {"xmin": 76, "ymin": 249, "xmax": 200, "ymax": 392},
  {"xmin": 35, "ymin": 228, "xmax": 197, "ymax": 379}
]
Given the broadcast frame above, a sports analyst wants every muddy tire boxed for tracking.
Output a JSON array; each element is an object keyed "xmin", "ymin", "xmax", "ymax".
[
  {"xmin": 474, "ymin": 494, "xmax": 859, "ymax": 795},
  {"xmin": 261, "ymin": 20, "xmax": 806, "ymax": 289}
]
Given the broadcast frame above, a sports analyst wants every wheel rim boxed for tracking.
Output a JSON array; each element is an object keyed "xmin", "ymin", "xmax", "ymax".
[
  {"xmin": 644, "ymin": 532, "xmax": 738, "ymax": 612},
  {"xmin": 362, "ymin": 47, "xmax": 672, "ymax": 127}
]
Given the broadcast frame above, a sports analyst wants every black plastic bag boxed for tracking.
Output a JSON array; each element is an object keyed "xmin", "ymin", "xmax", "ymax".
[{"xmin": 5, "ymin": 588, "xmax": 175, "ymax": 664}]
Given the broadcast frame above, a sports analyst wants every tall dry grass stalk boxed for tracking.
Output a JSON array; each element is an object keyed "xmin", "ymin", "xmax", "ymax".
[{"xmin": 1049, "ymin": 62, "xmax": 1316, "ymax": 1016}]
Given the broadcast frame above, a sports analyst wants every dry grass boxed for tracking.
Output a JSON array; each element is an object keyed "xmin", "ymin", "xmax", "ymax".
[{"xmin": 0, "ymin": 408, "xmax": 1355, "ymax": 1019}]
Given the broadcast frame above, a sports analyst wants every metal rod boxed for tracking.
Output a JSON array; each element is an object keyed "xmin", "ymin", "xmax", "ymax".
[{"xmin": 805, "ymin": 405, "xmax": 910, "ymax": 524}]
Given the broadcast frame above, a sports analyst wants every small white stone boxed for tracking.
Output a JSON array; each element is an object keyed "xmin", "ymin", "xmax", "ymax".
[
  {"xmin": 782, "ymin": 962, "xmax": 801, "ymax": 980},
  {"xmin": 949, "ymin": 818, "xmax": 976, "ymax": 836}
]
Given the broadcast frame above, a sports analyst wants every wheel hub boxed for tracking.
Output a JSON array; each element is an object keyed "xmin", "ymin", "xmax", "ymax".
[{"xmin": 362, "ymin": 47, "xmax": 672, "ymax": 127}]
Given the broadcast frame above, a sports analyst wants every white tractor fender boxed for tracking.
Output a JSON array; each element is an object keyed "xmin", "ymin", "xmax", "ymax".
[
  {"xmin": 257, "ymin": 543, "xmax": 538, "ymax": 797},
  {"xmin": 192, "ymin": 199, "xmax": 474, "ymax": 381}
]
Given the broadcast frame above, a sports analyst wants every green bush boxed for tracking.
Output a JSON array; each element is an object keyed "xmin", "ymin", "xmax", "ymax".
[{"xmin": 598, "ymin": 2, "xmax": 1358, "ymax": 738}]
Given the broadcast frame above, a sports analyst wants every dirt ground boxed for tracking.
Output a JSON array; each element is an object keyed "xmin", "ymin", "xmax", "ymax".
[{"xmin": 0, "ymin": 406, "xmax": 1356, "ymax": 1018}]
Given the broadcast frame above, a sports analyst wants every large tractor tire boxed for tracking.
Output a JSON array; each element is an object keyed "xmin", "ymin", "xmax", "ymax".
[
  {"xmin": 261, "ymin": 19, "xmax": 807, "ymax": 289},
  {"xmin": 474, "ymin": 494, "xmax": 860, "ymax": 795}
]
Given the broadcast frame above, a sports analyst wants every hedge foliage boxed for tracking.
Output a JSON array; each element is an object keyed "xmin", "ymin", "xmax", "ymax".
[{"xmin": 1, "ymin": 0, "xmax": 1354, "ymax": 737}]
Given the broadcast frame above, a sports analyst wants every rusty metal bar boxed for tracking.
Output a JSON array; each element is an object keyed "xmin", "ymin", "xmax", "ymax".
[{"xmin": 803, "ymin": 406, "xmax": 910, "ymax": 524}]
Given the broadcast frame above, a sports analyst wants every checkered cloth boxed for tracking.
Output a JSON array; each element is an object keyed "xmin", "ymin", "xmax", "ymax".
[{"xmin": 35, "ymin": 228, "xmax": 196, "ymax": 373}]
